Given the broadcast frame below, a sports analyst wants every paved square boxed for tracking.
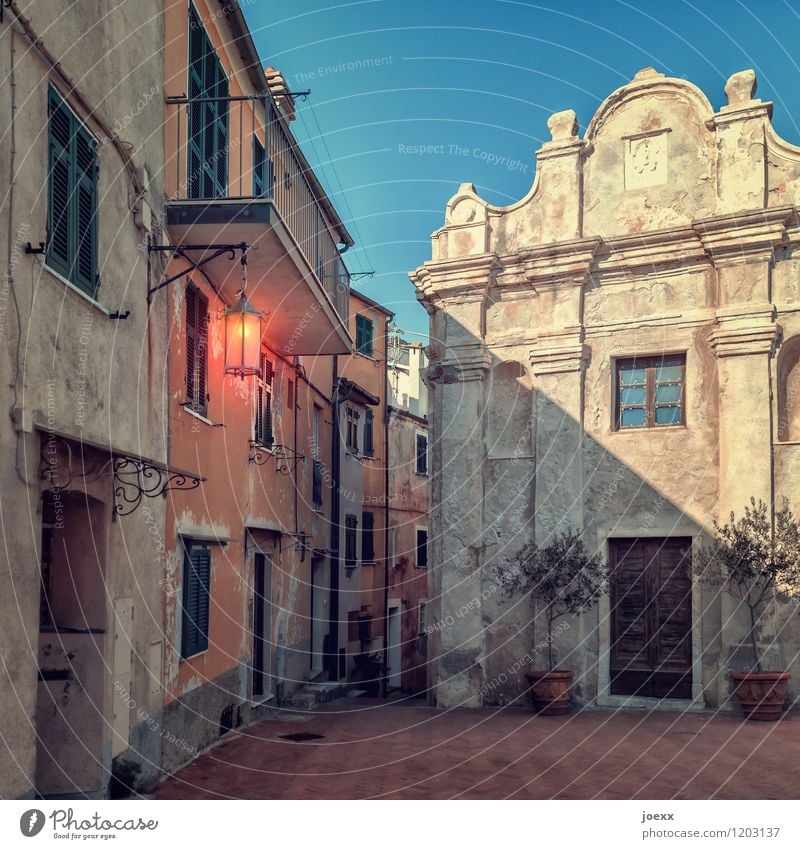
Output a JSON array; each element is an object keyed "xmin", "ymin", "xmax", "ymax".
[{"xmin": 155, "ymin": 698, "xmax": 800, "ymax": 799}]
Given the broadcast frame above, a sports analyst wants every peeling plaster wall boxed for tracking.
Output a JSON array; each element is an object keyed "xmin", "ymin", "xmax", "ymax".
[
  {"xmin": 412, "ymin": 67, "xmax": 800, "ymax": 711},
  {"xmin": 0, "ymin": 1, "xmax": 166, "ymax": 798}
]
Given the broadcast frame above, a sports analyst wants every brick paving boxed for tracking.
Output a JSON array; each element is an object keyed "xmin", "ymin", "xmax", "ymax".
[{"xmin": 155, "ymin": 696, "xmax": 800, "ymax": 800}]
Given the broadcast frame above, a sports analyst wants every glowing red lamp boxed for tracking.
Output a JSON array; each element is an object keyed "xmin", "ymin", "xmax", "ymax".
[{"xmin": 224, "ymin": 292, "xmax": 262, "ymax": 378}]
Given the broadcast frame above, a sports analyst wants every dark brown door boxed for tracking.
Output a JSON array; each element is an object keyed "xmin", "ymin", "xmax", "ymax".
[
  {"xmin": 252, "ymin": 554, "xmax": 271, "ymax": 698},
  {"xmin": 610, "ymin": 538, "xmax": 692, "ymax": 699}
]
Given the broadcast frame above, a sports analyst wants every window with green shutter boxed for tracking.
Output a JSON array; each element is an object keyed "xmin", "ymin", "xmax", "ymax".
[
  {"xmin": 185, "ymin": 283, "xmax": 209, "ymax": 414},
  {"xmin": 181, "ymin": 542, "xmax": 211, "ymax": 658},
  {"xmin": 355, "ymin": 314, "xmax": 373, "ymax": 357},
  {"xmin": 46, "ymin": 86, "xmax": 98, "ymax": 297},
  {"xmin": 187, "ymin": 4, "xmax": 228, "ymax": 199}
]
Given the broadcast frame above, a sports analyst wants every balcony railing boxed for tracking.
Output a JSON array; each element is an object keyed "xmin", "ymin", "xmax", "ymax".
[{"xmin": 166, "ymin": 92, "xmax": 350, "ymax": 322}]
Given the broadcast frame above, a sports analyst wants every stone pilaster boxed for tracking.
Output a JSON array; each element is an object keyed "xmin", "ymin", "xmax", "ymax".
[
  {"xmin": 696, "ymin": 207, "xmax": 788, "ymax": 685},
  {"xmin": 536, "ymin": 110, "xmax": 585, "ymax": 243},
  {"xmin": 695, "ymin": 207, "xmax": 790, "ymax": 513},
  {"xmin": 411, "ymin": 254, "xmax": 497, "ymax": 707},
  {"xmin": 710, "ymin": 70, "xmax": 772, "ymax": 213}
]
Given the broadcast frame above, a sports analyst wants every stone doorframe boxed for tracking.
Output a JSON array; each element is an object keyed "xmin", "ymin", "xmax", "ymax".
[{"xmin": 593, "ymin": 523, "xmax": 706, "ymax": 711}]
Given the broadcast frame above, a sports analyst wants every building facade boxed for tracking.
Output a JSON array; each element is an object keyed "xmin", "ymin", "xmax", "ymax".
[
  {"xmin": 0, "ymin": 1, "xmax": 168, "ymax": 799},
  {"xmin": 159, "ymin": 0, "xmax": 354, "ymax": 766},
  {"xmin": 387, "ymin": 339, "xmax": 430, "ymax": 694},
  {"xmin": 412, "ymin": 67, "xmax": 800, "ymax": 711},
  {"xmin": 334, "ymin": 290, "xmax": 392, "ymax": 684}
]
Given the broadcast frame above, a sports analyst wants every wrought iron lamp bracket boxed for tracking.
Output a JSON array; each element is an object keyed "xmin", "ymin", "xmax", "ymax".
[
  {"xmin": 147, "ymin": 241, "xmax": 249, "ymax": 302},
  {"xmin": 248, "ymin": 441, "xmax": 305, "ymax": 475}
]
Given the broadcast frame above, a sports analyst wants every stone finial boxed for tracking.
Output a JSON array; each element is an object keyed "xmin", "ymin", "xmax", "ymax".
[
  {"xmin": 725, "ymin": 69, "xmax": 757, "ymax": 106},
  {"xmin": 547, "ymin": 109, "xmax": 578, "ymax": 141},
  {"xmin": 633, "ymin": 67, "xmax": 664, "ymax": 80}
]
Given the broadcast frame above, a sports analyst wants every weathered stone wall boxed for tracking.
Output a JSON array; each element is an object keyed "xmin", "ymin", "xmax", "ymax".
[{"xmin": 412, "ymin": 67, "xmax": 800, "ymax": 711}]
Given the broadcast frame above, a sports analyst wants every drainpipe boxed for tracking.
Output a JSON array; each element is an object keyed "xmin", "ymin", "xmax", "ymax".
[
  {"xmin": 382, "ymin": 317, "xmax": 392, "ymax": 697},
  {"xmin": 329, "ymin": 356, "xmax": 342, "ymax": 680}
]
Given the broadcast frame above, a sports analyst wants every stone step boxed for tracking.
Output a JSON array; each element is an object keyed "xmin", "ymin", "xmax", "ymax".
[{"xmin": 284, "ymin": 680, "xmax": 363, "ymax": 709}]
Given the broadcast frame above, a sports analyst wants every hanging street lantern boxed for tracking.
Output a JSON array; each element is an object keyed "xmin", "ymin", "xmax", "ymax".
[{"xmin": 224, "ymin": 291, "xmax": 262, "ymax": 378}]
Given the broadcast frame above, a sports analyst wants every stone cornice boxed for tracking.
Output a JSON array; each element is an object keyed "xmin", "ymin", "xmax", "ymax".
[
  {"xmin": 426, "ymin": 343, "xmax": 492, "ymax": 384},
  {"xmin": 516, "ymin": 236, "xmax": 601, "ymax": 291},
  {"xmin": 410, "ymin": 252, "xmax": 500, "ymax": 305},
  {"xmin": 693, "ymin": 206, "xmax": 793, "ymax": 260},
  {"xmin": 595, "ymin": 227, "xmax": 706, "ymax": 277},
  {"xmin": 708, "ymin": 101, "xmax": 773, "ymax": 129},
  {"xmin": 535, "ymin": 136, "xmax": 585, "ymax": 163},
  {"xmin": 709, "ymin": 305, "xmax": 779, "ymax": 357},
  {"xmin": 530, "ymin": 328, "xmax": 589, "ymax": 375}
]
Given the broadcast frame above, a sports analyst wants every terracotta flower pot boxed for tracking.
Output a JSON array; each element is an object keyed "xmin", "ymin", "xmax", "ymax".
[
  {"xmin": 525, "ymin": 670, "xmax": 574, "ymax": 715},
  {"xmin": 729, "ymin": 671, "xmax": 791, "ymax": 721}
]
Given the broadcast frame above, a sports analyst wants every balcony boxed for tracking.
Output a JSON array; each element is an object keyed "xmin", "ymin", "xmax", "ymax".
[{"xmin": 164, "ymin": 93, "xmax": 352, "ymax": 355}]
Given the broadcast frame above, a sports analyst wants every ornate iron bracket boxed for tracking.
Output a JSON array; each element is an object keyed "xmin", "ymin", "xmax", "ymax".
[
  {"xmin": 38, "ymin": 435, "xmax": 205, "ymax": 517},
  {"xmin": 248, "ymin": 441, "xmax": 306, "ymax": 475},
  {"xmin": 279, "ymin": 532, "xmax": 310, "ymax": 556},
  {"xmin": 147, "ymin": 241, "xmax": 249, "ymax": 302},
  {"xmin": 113, "ymin": 456, "xmax": 205, "ymax": 516}
]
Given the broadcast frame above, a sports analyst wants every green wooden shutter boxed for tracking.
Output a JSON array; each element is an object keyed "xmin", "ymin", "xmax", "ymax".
[
  {"xmin": 364, "ymin": 409, "xmax": 374, "ymax": 456},
  {"xmin": 196, "ymin": 291, "xmax": 208, "ymax": 412},
  {"xmin": 182, "ymin": 544, "xmax": 211, "ymax": 657},
  {"xmin": 74, "ymin": 124, "xmax": 98, "ymax": 295},
  {"xmin": 186, "ymin": 284, "xmax": 197, "ymax": 405},
  {"xmin": 47, "ymin": 87, "xmax": 98, "ymax": 296},
  {"xmin": 253, "ymin": 137, "xmax": 265, "ymax": 197},
  {"xmin": 417, "ymin": 529, "xmax": 428, "ymax": 567},
  {"xmin": 416, "ymin": 433, "xmax": 428, "ymax": 474},
  {"xmin": 47, "ymin": 90, "xmax": 72, "ymax": 277},
  {"xmin": 355, "ymin": 315, "xmax": 373, "ymax": 356},
  {"xmin": 362, "ymin": 511, "xmax": 374, "ymax": 561},
  {"xmin": 187, "ymin": 4, "xmax": 227, "ymax": 199}
]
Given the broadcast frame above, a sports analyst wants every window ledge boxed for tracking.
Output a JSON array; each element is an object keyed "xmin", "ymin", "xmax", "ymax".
[
  {"xmin": 610, "ymin": 424, "xmax": 687, "ymax": 434},
  {"xmin": 43, "ymin": 263, "xmax": 109, "ymax": 316},
  {"xmin": 182, "ymin": 405, "xmax": 215, "ymax": 427},
  {"xmin": 415, "ymin": 471, "xmax": 429, "ymax": 478},
  {"xmin": 180, "ymin": 649, "xmax": 208, "ymax": 662}
]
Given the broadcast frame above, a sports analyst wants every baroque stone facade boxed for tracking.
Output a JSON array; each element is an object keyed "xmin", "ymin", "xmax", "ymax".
[{"xmin": 411, "ymin": 67, "xmax": 800, "ymax": 711}]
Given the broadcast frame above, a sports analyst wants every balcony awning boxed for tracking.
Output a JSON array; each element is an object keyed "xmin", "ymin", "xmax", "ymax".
[{"xmin": 166, "ymin": 198, "xmax": 351, "ymax": 356}]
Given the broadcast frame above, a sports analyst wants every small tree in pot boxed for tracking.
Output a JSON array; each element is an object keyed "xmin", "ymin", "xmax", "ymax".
[
  {"xmin": 497, "ymin": 529, "xmax": 606, "ymax": 714},
  {"xmin": 695, "ymin": 497, "xmax": 800, "ymax": 720}
]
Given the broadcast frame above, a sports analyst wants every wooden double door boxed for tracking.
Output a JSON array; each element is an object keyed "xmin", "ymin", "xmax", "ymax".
[{"xmin": 610, "ymin": 538, "xmax": 693, "ymax": 699}]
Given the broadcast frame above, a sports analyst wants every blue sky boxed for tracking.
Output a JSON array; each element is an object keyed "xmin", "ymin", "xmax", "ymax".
[{"xmin": 243, "ymin": 0, "xmax": 800, "ymax": 338}]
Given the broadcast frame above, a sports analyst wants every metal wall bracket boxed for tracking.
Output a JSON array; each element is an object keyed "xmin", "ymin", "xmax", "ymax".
[
  {"xmin": 248, "ymin": 441, "xmax": 306, "ymax": 475},
  {"xmin": 113, "ymin": 456, "xmax": 205, "ymax": 516},
  {"xmin": 38, "ymin": 434, "xmax": 205, "ymax": 517},
  {"xmin": 279, "ymin": 532, "xmax": 310, "ymax": 556},
  {"xmin": 147, "ymin": 241, "xmax": 248, "ymax": 302}
]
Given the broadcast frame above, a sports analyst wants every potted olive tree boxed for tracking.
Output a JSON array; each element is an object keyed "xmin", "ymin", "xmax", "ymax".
[
  {"xmin": 498, "ymin": 530, "xmax": 606, "ymax": 715},
  {"xmin": 696, "ymin": 497, "xmax": 800, "ymax": 721}
]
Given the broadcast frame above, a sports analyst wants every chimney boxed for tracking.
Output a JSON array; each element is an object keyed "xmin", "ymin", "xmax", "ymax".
[{"xmin": 265, "ymin": 67, "xmax": 295, "ymax": 122}]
